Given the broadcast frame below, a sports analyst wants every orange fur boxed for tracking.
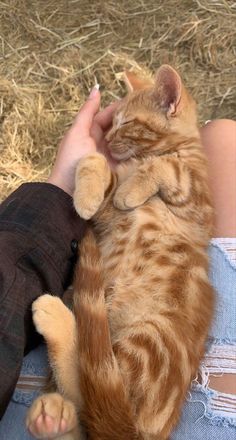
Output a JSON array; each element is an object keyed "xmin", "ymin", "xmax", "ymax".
[
  {"xmin": 27, "ymin": 65, "xmax": 215, "ymax": 440},
  {"xmin": 72, "ymin": 65, "xmax": 215, "ymax": 439}
]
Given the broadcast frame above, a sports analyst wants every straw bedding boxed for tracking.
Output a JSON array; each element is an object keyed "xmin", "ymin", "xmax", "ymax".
[{"xmin": 0, "ymin": 0, "xmax": 235, "ymax": 200}]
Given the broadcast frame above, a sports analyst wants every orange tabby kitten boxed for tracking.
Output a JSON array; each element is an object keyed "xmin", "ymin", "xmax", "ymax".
[{"xmin": 27, "ymin": 65, "xmax": 214, "ymax": 440}]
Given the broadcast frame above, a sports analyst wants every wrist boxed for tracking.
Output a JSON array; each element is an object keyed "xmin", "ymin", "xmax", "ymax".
[{"xmin": 47, "ymin": 173, "xmax": 73, "ymax": 197}]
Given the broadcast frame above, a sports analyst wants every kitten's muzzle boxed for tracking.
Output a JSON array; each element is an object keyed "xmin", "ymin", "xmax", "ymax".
[{"xmin": 107, "ymin": 140, "xmax": 133, "ymax": 161}]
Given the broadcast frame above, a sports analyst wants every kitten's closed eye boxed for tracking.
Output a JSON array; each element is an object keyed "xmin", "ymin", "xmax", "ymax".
[{"xmin": 120, "ymin": 119, "xmax": 134, "ymax": 126}]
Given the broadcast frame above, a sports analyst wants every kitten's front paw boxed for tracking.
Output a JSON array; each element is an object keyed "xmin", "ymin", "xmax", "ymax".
[
  {"xmin": 26, "ymin": 393, "xmax": 77, "ymax": 439},
  {"xmin": 73, "ymin": 186, "xmax": 104, "ymax": 220},
  {"xmin": 32, "ymin": 294, "xmax": 75, "ymax": 342},
  {"xmin": 114, "ymin": 185, "xmax": 145, "ymax": 210},
  {"xmin": 73, "ymin": 153, "xmax": 110, "ymax": 220}
]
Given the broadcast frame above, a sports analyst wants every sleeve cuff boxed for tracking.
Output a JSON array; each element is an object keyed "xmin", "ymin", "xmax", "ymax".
[{"xmin": 0, "ymin": 183, "xmax": 87, "ymax": 283}]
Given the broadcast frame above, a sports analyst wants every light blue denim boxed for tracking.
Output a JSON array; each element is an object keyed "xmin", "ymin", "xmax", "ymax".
[
  {"xmin": 0, "ymin": 344, "xmax": 48, "ymax": 439},
  {"xmin": 171, "ymin": 242, "xmax": 236, "ymax": 439},
  {"xmin": 0, "ymin": 242, "xmax": 235, "ymax": 439}
]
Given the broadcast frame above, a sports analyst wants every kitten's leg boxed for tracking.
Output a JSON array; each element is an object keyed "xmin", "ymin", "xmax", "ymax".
[
  {"xmin": 28, "ymin": 296, "xmax": 85, "ymax": 439},
  {"xmin": 32, "ymin": 294, "xmax": 81, "ymax": 407},
  {"xmin": 74, "ymin": 152, "xmax": 113, "ymax": 219},
  {"xmin": 114, "ymin": 156, "xmax": 191, "ymax": 210},
  {"xmin": 26, "ymin": 392, "xmax": 82, "ymax": 440}
]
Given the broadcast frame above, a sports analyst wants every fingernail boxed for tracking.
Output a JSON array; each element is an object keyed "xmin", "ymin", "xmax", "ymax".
[{"xmin": 89, "ymin": 84, "xmax": 100, "ymax": 98}]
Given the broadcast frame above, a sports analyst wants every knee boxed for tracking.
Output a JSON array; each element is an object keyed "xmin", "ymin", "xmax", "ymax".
[{"xmin": 200, "ymin": 119, "xmax": 236, "ymax": 157}]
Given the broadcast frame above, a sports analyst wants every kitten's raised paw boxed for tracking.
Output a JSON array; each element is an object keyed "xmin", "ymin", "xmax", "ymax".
[
  {"xmin": 26, "ymin": 393, "xmax": 77, "ymax": 439},
  {"xmin": 73, "ymin": 186, "xmax": 104, "ymax": 220},
  {"xmin": 32, "ymin": 294, "xmax": 74, "ymax": 342},
  {"xmin": 73, "ymin": 153, "xmax": 110, "ymax": 220}
]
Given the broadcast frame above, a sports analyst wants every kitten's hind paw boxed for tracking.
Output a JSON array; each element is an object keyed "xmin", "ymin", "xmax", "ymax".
[
  {"xmin": 32, "ymin": 294, "xmax": 75, "ymax": 343},
  {"xmin": 26, "ymin": 393, "xmax": 78, "ymax": 439}
]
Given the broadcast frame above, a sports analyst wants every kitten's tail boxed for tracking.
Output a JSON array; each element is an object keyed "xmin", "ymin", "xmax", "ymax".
[{"xmin": 73, "ymin": 228, "xmax": 142, "ymax": 440}]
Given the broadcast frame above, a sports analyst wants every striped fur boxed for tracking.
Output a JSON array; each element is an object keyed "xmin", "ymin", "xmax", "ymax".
[
  {"xmin": 74, "ymin": 230, "xmax": 141, "ymax": 440},
  {"xmin": 71, "ymin": 66, "xmax": 215, "ymax": 439},
  {"xmin": 28, "ymin": 65, "xmax": 215, "ymax": 440}
]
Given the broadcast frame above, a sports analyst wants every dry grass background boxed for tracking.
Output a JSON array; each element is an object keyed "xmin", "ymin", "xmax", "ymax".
[{"xmin": 0, "ymin": 0, "xmax": 235, "ymax": 200}]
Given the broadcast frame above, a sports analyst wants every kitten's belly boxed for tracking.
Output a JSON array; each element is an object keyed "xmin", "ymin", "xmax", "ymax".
[
  {"xmin": 99, "ymin": 196, "xmax": 197, "ymax": 281},
  {"xmin": 97, "ymin": 197, "xmax": 209, "ymax": 328},
  {"xmin": 98, "ymin": 198, "xmax": 168, "ymax": 280}
]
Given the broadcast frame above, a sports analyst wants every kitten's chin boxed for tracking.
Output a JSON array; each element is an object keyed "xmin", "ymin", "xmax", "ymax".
[{"xmin": 109, "ymin": 150, "xmax": 133, "ymax": 161}]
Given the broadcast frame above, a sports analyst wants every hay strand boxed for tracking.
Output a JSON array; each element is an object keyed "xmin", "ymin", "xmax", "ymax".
[{"xmin": 0, "ymin": 0, "xmax": 235, "ymax": 200}]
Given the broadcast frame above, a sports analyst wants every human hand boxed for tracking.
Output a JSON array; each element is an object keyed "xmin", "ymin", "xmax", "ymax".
[{"xmin": 47, "ymin": 86, "xmax": 118, "ymax": 196}]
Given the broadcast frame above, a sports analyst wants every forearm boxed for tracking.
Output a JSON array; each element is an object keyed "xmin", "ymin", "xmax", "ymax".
[{"xmin": 0, "ymin": 182, "xmax": 86, "ymax": 417}]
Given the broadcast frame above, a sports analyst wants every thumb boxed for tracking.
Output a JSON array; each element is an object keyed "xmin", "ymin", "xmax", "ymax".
[{"xmin": 73, "ymin": 85, "xmax": 101, "ymax": 133}]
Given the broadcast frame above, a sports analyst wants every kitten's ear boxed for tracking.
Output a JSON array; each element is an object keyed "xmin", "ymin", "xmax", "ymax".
[
  {"xmin": 122, "ymin": 71, "xmax": 152, "ymax": 92},
  {"xmin": 154, "ymin": 65, "xmax": 182, "ymax": 117}
]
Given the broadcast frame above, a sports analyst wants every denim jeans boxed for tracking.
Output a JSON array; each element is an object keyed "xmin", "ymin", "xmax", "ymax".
[
  {"xmin": 171, "ymin": 239, "xmax": 236, "ymax": 439},
  {"xmin": 0, "ymin": 239, "xmax": 235, "ymax": 439}
]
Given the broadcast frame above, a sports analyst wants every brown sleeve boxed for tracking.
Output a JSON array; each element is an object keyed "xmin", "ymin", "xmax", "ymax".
[{"xmin": 0, "ymin": 183, "xmax": 86, "ymax": 418}]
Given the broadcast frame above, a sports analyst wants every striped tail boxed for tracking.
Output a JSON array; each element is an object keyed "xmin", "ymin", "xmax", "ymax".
[{"xmin": 73, "ymin": 228, "xmax": 142, "ymax": 440}]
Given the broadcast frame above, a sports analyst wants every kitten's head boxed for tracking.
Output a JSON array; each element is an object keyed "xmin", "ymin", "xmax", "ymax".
[{"xmin": 107, "ymin": 65, "xmax": 199, "ymax": 161}]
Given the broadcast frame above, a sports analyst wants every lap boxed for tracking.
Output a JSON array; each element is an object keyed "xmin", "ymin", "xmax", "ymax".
[{"xmin": 1, "ymin": 242, "xmax": 236, "ymax": 439}]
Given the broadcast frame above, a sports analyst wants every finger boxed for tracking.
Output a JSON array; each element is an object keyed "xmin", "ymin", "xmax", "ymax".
[
  {"xmin": 90, "ymin": 121, "xmax": 104, "ymax": 146},
  {"xmin": 94, "ymin": 101, "xmax": 120, "ymax": 131},
  {"xmin": 73, "ymin": 86, "xmax": 101, "ymax": 133},
  {"xmin": 90, "ymin": 101, "xmax": 119, "ymax": 146}
]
